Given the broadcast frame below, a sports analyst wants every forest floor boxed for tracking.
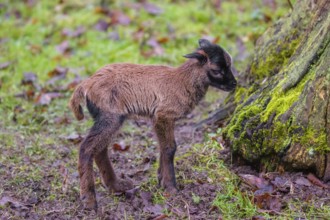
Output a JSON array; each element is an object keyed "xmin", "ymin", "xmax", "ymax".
[{"xmin": 1, "ymin": 0, "xmax": 330, "ymax": 219}]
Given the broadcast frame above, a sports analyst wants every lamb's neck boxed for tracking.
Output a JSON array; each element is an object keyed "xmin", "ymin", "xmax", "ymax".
[{"xmin": 177, "ymin": 60, "xmax": 209, "ymax": 105}]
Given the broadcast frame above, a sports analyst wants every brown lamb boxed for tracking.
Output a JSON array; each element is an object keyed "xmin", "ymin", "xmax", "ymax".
[{"xmin": 69, "ymin": 39, "xmax": 237, "ymax": 210}]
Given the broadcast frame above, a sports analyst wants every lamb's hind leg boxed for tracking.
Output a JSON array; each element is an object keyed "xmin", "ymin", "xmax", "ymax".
[
  {"xmin": 93, "ymin": 114, "xmax": 133, "ymax": 193},
  {"xmin": 79, "ymin": 114, "xmax": 131, "ymax": 210},
  {"xmin": 94, "ymin": 148, "xmax": 133, "ymax": 193}
]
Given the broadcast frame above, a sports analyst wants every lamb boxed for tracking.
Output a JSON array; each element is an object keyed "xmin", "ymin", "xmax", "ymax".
[{"xmin": 69, "ymin": 39, "xmax": 237, "ymax": 210}]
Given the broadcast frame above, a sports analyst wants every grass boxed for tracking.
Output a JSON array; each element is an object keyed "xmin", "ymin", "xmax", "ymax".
[{"xmin": 3, "ymin": 0, "xmax": 328, "ymax": 219}]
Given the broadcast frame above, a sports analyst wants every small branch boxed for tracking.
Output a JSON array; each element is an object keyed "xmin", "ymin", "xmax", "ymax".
[
  {"xmin": 194, "ymin": 103, "xmax": 236, "ymax": 129},
  {"xmin": 287, "ymin": 0, "xmax": 293, "ymax": 10}
]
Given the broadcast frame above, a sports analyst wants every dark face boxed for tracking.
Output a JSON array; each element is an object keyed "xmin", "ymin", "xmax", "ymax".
[
  {"xmin": 206, "ymin": 52, "xmax": 237, "ymax": 91},
  {"xmin": 184, "ymin": 39, "xmax": 237, "ymax": 92}
]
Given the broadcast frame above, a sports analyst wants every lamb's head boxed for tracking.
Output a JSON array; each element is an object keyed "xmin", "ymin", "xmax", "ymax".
[{"xmin": 184, "ymin": 39, "xmax": 237, "ymax": 91}]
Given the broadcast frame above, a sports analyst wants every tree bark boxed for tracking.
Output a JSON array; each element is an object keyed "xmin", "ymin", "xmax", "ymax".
[{"xmin": 223, "ymin": 0, "xmax": 330, "ymax": 180}]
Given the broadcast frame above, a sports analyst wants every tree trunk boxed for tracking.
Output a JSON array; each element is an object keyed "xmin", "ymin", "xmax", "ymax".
[{"xmin": 223, "ymin": 0, "xmax": 330, "ymax": 180}]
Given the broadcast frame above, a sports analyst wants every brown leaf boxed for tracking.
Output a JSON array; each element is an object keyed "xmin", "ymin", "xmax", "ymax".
[
  {"xmin": 270, "ymin": 176, "xmax": 291, "ymax": 191},
  {"xmin": 34, "ymin": 92, "xmax": 63, "ymax": 105},
  {"xmin": 239, "ymin": 174, "xmax": 269, "ymax": 189},
  {"xmin": 140, "ymin": 191, "xmax": 152, "ymax": 206},
  {"xmin": 125, "ymin": 187, "xmax": 139, "ymax": 200},
  {"xmin": 0, "ymin": 196, "xmax": 31, "ymax": 210},
  {"xmin": 0, "ymin": 61, "xmax": 11, "ymax": 70},
  {"xmin": 152, "ymin": 214, "xmax": 168, "ymax": 220},
  {"xmin": 54, "ymin": 116, "xmax": 70, "ymax": 125},
  {"xmin": 94, "ymin": 19, "xmax": 110, "ymax": 32},
  {"xmin": 295, "ymin": 177, "xmax": 312, "ymax": 187},
  {"xmin": 56, "ymin": 41, "xmax": 72, "ymax": 55},
  {"xmin": 15, "ymin": 89, "xmax": 36, "ymax": 100},
  {"xmin": 66, "ymin": 74, "xmax": 82, "ymax": 91},
  {"xmin": 252, "ymin": 216, "xmax": 266, "ymax": 220},
  {"xmin": 307, "ymin": 173, "xmax": 330, "ymax": 188},
  {"xmin": 157, "ymin": 37, "xmax": 169, "ymax": 44},
  {"xmin": 47, "ymin": 66, "xmax": 68, "ymax": 85},
  {"xmin": 144, "ymin": 38, "xmax": 164, "ymax": 56},
  {"xmin": 253, "ymin": 183, "xmax": 282, "ymax": 212},
  {"xmin": 113, "ymin": 142, "xmax": 130, "ymax": 152},
  {"xmin": 143, "ymin": 204, "xmax": 164, "ymax": 215},
  {"xmin": 62, "ymin": 26, "xmax": 85, "ymax": 38},
  {"xmin": 21, "ymin": 72, "xmax": 37, "ymax": 86},
  {"xmin": 94, "ymin": 6, "xmax": 110, "ymax": 15},
  {"xmin": 142, "ymin": 2, "xmax": 163, "ymax": 15},
  {"xmin": 110, "ymin": 10, "xmax": 131, "ymax": 26},
  {"xmin": 65, "ymin": 133, "xmax": 83, "ymax": 144}
]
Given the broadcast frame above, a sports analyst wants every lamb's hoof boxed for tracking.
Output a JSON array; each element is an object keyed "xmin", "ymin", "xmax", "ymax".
[
  {"xmin": 111, "ymin": 178, "xmax": 134, "ymax": 193},
  {"xmin": 164, "ymin": 185, "xmax": 179, "ymax": 195},
  {"xmin": 81, "ymin": 195, "xmax": 97, "ymax": 211}
]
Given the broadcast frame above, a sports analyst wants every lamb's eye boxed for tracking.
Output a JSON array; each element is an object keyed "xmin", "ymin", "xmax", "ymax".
[{"xmin": 212, "ymin": 70, "xmax": 223, "ymax": 75}]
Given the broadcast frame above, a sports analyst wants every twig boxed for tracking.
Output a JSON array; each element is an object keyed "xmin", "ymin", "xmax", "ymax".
[
  {"xmin": 45, "ymin": 208, "xmax": 66, "ymax": 215},
  {"xmin": 287, "ymin": 0, "xmax": 293, "ymax": 10},
  {"xmin": 181, "ymin": 198, "xmax": 191, "ymax": 220}
]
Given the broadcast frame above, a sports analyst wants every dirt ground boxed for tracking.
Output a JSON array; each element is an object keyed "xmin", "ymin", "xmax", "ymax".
[{"xmin": 1, "ymin": 89, "xmax": 330, "ymax": 220}]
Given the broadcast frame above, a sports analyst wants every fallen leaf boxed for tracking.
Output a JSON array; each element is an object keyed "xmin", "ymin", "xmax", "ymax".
[
  {"xmin": 142, "ymin": 2, "xmax": 163, "ymax": 15},
  {"xmin": 47, "ymin": 66, "xmax": 68, "ymax": 85},
  {"xmin": 271, "ymin": 176, "xmax": 291, "ymax": 191},
  {"xmin": 0, "ymin": 196, "xmax": 31, "ymax": 210},
  {"xmin": 110, "ymin": 10, "xmax": 131, "ymax": 25},
  {"xmin": 239, "ymin": 174, "xmax": 269, "ymax": 189},
  {"xmin": 34, "ymin": 92, "xmax": 63, "ymax": 105},
  {"xmin": 254, "ymin": 192, "xmax": 281, "ymax": 212},
  {"xmin": 254, "ymin": 185, "xmax": 274, "ymax": 196},
  {"xmin": 252, "ymin": 216, "xmax": 266, "ymax": 220},
  {"xmin": 94, "ymin": 6, "xmax": 110, "ymax": 15},
  {"xmin": 140, "ymin": 191, "xmax": 152, "ymax": 206},
  {"xmin": 113, "ymin": 142, "xmax": 130, "ymax": 152},
  {"xmin": 143, "ymin": 204, "xmax": 164, "ymax": 215},
  {"xmin": 109, "ymin": 30, "xmax": 120, "ymax": 41},
  {"xmin": 152, "ymin": 214, "xmax": 168, "ymax": 220},
  {"xmin": 62, "ymin": 26, "xmax": 85, "ymax": 38},
  {"xmin": 65, "ymin": 133, "xmax": 83, "ymax": 144},
  {"xmin": 66, "ymin": 74, "xmax": 82, "ymax": 91},
  {"xmin": 157, "ymin": 37, "xmax": 169, "ymax": 44},
  {"xmin": 125, "ymin": 187, "xmax": 139, "ymax": 200},
  {"xmin": 94, "ymin": 19, "xmax": 110, "ymax": 32},
  {"xmin": 54, "ymin": 116, "xmax": 70, "ymax": 125},
  {"xmin": 307, "ymin": 173, "xmax": 330, "ymax": 189},
  {"xmin": 56, "ymin": 41, "xmax": 72, "ymax": 55},
  {"xmin": 295, "ymin": 177, "xmax": 312, "ymax": 187},
  {"xmin": 0, "ymin": 61, "xmax": 11, "ymax": 70},
  {"xmin": 144, "ymin": 37, "xmax": 164, "ymax": 56},
  {"xmin": 21, "ymin": 72, "xmax": 38, "ymax": 86}
]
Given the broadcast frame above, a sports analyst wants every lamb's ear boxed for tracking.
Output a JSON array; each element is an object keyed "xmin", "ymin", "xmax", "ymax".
[
  {"xmin": 198, "ymin": 39, "xmax": 212, "ymax": 48},
  {"xmin": 183, "ymin": 52, "xmax": 207, "ymax": 65}
]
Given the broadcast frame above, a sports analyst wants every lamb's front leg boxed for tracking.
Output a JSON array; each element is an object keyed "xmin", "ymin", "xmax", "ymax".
[{"xmin": 153, "ymin": 116, "xmax": 178, "ymax": 193}]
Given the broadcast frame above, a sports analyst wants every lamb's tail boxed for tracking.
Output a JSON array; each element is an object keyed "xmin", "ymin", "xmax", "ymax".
[{"xmin": 69, "ymin": 85, "xmax": 85, "ymax": 120}]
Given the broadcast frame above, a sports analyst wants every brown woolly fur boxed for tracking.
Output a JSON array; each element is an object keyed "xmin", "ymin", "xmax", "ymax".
[{"xmin": 69, "ymin": 39, "xmax": 237, "ymax": 210}]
